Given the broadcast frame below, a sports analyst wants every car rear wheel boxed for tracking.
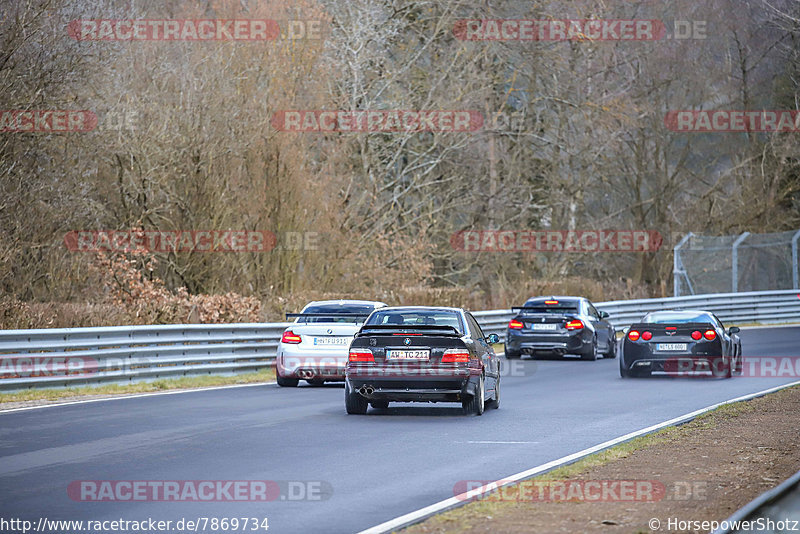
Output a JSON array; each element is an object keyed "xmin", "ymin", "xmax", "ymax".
[
  {"xmin": 487, "ymin": 377, "xmax": 500, "ymax": 409},
  {"xmin": 604, "ymin": 336, "xmax": 617, "ymax": 359},
  {"xmin": 345, "ymin": 382, "xmax": 368, "ymax": 414},
  {"xmin": 463, "ymin": 375, "xmax": 485, "ymax": 416},
  {"xmin": 619, "ymin": 360, "xmax": 633, "ymax": 378},
  {"xmin": 277, "ymin": 375, "xmax": 299, "ymax": 387},
  {"xmin": 581, "ymin": 336, "xmax": 599, "ymax": 361},
  {"xmin": 712, "ymin": 357, "xmax": 732, "ymax": 378},
  {"xmin": 504, "ymin": 346, "xmax": 521, "ymax": 359}
]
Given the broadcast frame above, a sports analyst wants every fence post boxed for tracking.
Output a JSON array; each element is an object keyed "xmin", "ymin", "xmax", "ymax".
[
  {"xmin": 673, "ymin": 232, "xmax": 694, "ymax": 297},
  {"xmin": 793, "ymin": 230, "xmax": 800, "ymax": 290},
  {"xmin": 732, "ymin": 232, "xmax": 751, "ymax": 292}
]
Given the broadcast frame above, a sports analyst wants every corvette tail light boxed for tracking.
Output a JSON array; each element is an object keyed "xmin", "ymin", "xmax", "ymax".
[
  {"xmin": 442, "ymin": 349, "xmax": 471, "ymax": 363},
  {"xmin": 281, "ymin": 330, "xmax": 302, "ymax": 344},
  {"xmin": 565, "ymin": 320, "xmax": 584, "ymax": 330},
  {"xmin": 641, "ymin": 331, "xmax": 652, "ymax": 341},
  {"xmin": 508, "ymin": 320, "xmax": 524, "ymax": 329},
  {"xmin": 704, "ymin": 330, "xmax": 717, "ymax": 341},
  {"xmin": 691, "ymin": 330, "xmax": 702, "ymax": 340},
  {"xmin": 349, "ymin": 349, "xmax": 374, "ymax": 362},
  {"xmin": 628, "ymin": 330, "xmax": 640, "ymax": 341}
]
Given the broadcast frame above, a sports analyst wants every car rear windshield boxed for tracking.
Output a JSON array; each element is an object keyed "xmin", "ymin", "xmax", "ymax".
[
  {"xmin": 642, "ymin": 312, "xmax": 713, "ymax": 324},
  {"xmin": 365, "ymin": 310, "xmax": 463, "ymax": 331},
  {"xmin": 297, "ymin": 305, "xmax": 376, "ymax": 323},
  {"xmin": 520, "ymin": 301, "xmax": 579, "ymax": 313}
]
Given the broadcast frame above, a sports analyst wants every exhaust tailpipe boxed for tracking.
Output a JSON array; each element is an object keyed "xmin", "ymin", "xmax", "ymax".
[{"xmin": 358, "ymin": 386, "xmax": 375, "ymax": 396}]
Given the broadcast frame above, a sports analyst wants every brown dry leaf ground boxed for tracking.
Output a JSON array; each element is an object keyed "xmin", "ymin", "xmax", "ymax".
[{"xmin": 405, "ymin": 385, "xmax": 800, "ymax": 534}]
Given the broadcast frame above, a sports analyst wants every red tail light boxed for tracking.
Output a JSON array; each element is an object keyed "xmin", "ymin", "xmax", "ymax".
[
  {"xmin": 565, "ymin": 320, "xmax": 584, "ymax": 330},
  {"xmin": 508, "ymin": 320, "xmax": 524, "ymax": 329},
  {"xmin": 281, "ymin": 330, "xmax": 302, "ymax": 344},
  {"xmin": 691, "ymin": 330, "xmax": 702, "ymax": 340},
  {"xmin": 641, "ymin": 331, "xmax": 652, "ymax": 341},
  {"xmin": 349, "ymin": 349, "xmax": 374, "ymax": 362},
  {"xmin": 442, "ymin": 349, "xmax": 470, "ymax": 363},
  {"xmin": 704, "ymin": 330, "xmax": 717, "ymax": 341},
  {"xmin": 544, "ymin": 300, "xmax": 559, "ymax": 305},
  {"xmin": 628, "ymin": 330, "xmax": 640, "ymax": 341}
]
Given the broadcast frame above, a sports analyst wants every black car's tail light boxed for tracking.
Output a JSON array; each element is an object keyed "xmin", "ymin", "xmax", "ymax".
[
  {"xmin": 704, "ymin": 330, "xmax": 717, "ymax": 341},
  {"xmin": 508, "ymin": 320, "xmax": 524, "ymax": 329},
  {"xmin": 442, "ymin": 349, "xmax": 470, "ymax": 362},
  {"xmin": 565, "ymin": 319, "xmax": 584, "ymax": 330},
  {"xmin": 691, "ymin": 330, "xmax": 702, "ymax": 340},
  {"xmin": 641, "ymin": 331, "xmax": 652, "ymax": 341},
  {"xmin": 628, "ymin": 330, "xmax": 640, "ymax": 341},
  {"xmin": 281, "ymin": 330, "xmax": 302, "ymax": 344},
  {"xmin": 349, "ymin": 349, "xmax": 374, "ymax": 362}
]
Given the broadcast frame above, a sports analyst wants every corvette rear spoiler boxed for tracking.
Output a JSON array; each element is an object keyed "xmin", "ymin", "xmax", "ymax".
[{"xmin": 356, "ymin": 324, "xmax": 461, "ymax": 337}]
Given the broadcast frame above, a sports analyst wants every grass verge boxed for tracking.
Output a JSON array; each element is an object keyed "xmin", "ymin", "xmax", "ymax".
[{"xmin": 0, "ymin": 368, "xmax": 275, "ymax": 406}]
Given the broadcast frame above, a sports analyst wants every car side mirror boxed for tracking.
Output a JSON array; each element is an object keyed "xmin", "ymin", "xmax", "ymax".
[
  {"xmin": 599, "ymin": 310, "xmax": 610, "ymax": 319},
  {"xmin": 729, "ymin": 326, "xmax": 740, "ymax": 334},
  {"xmin": 486, "ymin": 333, "xmax": 500, "ymax": 344}
]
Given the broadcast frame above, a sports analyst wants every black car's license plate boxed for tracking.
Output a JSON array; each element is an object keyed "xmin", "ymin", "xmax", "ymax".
[{"xmin": 386, "ymin": 349, "xmax": 430, "ymax": 361}]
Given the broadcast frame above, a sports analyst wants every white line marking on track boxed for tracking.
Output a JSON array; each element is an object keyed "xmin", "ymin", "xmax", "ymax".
[{"xmin": 356, "ymin": 379, "xmax": 800, "ymax": 534}]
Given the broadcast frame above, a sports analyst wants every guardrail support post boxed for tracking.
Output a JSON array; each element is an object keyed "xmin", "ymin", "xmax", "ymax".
[{"xmin": 732, "ymin": 232, "xmax": 751, "ymax": 293}]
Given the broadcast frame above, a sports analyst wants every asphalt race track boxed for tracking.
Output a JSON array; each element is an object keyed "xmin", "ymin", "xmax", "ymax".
[{"xmin": 1, "ymin": 327, "xmax": 798, "ymax": 533}]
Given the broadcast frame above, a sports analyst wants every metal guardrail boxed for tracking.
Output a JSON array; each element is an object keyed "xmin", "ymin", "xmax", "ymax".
[
  {"xmin": 0, "ymin": 323, "xmax": 291, "ymax": 391},
  {"xmin": 1, "ymin": 290, "xmax": 799, "ymax": 391},
  {"xmin": 473, "ymin": 289, "xmax": 800, "ymax": 341},
  {"xmin": 711, "ymin": 467, "xmax": 800, "ymax": 534}
]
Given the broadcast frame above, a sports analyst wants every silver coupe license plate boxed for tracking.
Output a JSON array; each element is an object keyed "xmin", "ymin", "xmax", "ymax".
[
  {"xmin": 386, "ymin": 349, "xmax": 430, "ymax": 361},
  {"xmin": 313, "ymin": 337, "xmax": 349, "ymax": 346}
]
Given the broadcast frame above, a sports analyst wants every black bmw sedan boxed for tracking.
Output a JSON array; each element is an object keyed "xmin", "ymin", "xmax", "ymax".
[{"xmin": 344, "ymin": 306, "xmax": 500, "ymax": 415}]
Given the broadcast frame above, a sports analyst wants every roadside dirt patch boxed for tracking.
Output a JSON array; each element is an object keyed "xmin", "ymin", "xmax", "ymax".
[{"xmin": 405, "ymin": 385, "xmax": 800, "ymax": 534}]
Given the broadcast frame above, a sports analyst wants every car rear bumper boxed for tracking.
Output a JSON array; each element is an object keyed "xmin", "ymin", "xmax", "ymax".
[
  {"xmin": 623, "ymin": 354, "xmax": 728, "ymax": 375},
  {"xmin": 277, "ymin": 351, "xmax": 347, "ymax": 380},
  {"xmin": 506, "ymin": 330, "xmax": 591, "ymax": 354},
  {"xmin": 346, "ymin": 365, "xmax": 478, "ymax": 402}
]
